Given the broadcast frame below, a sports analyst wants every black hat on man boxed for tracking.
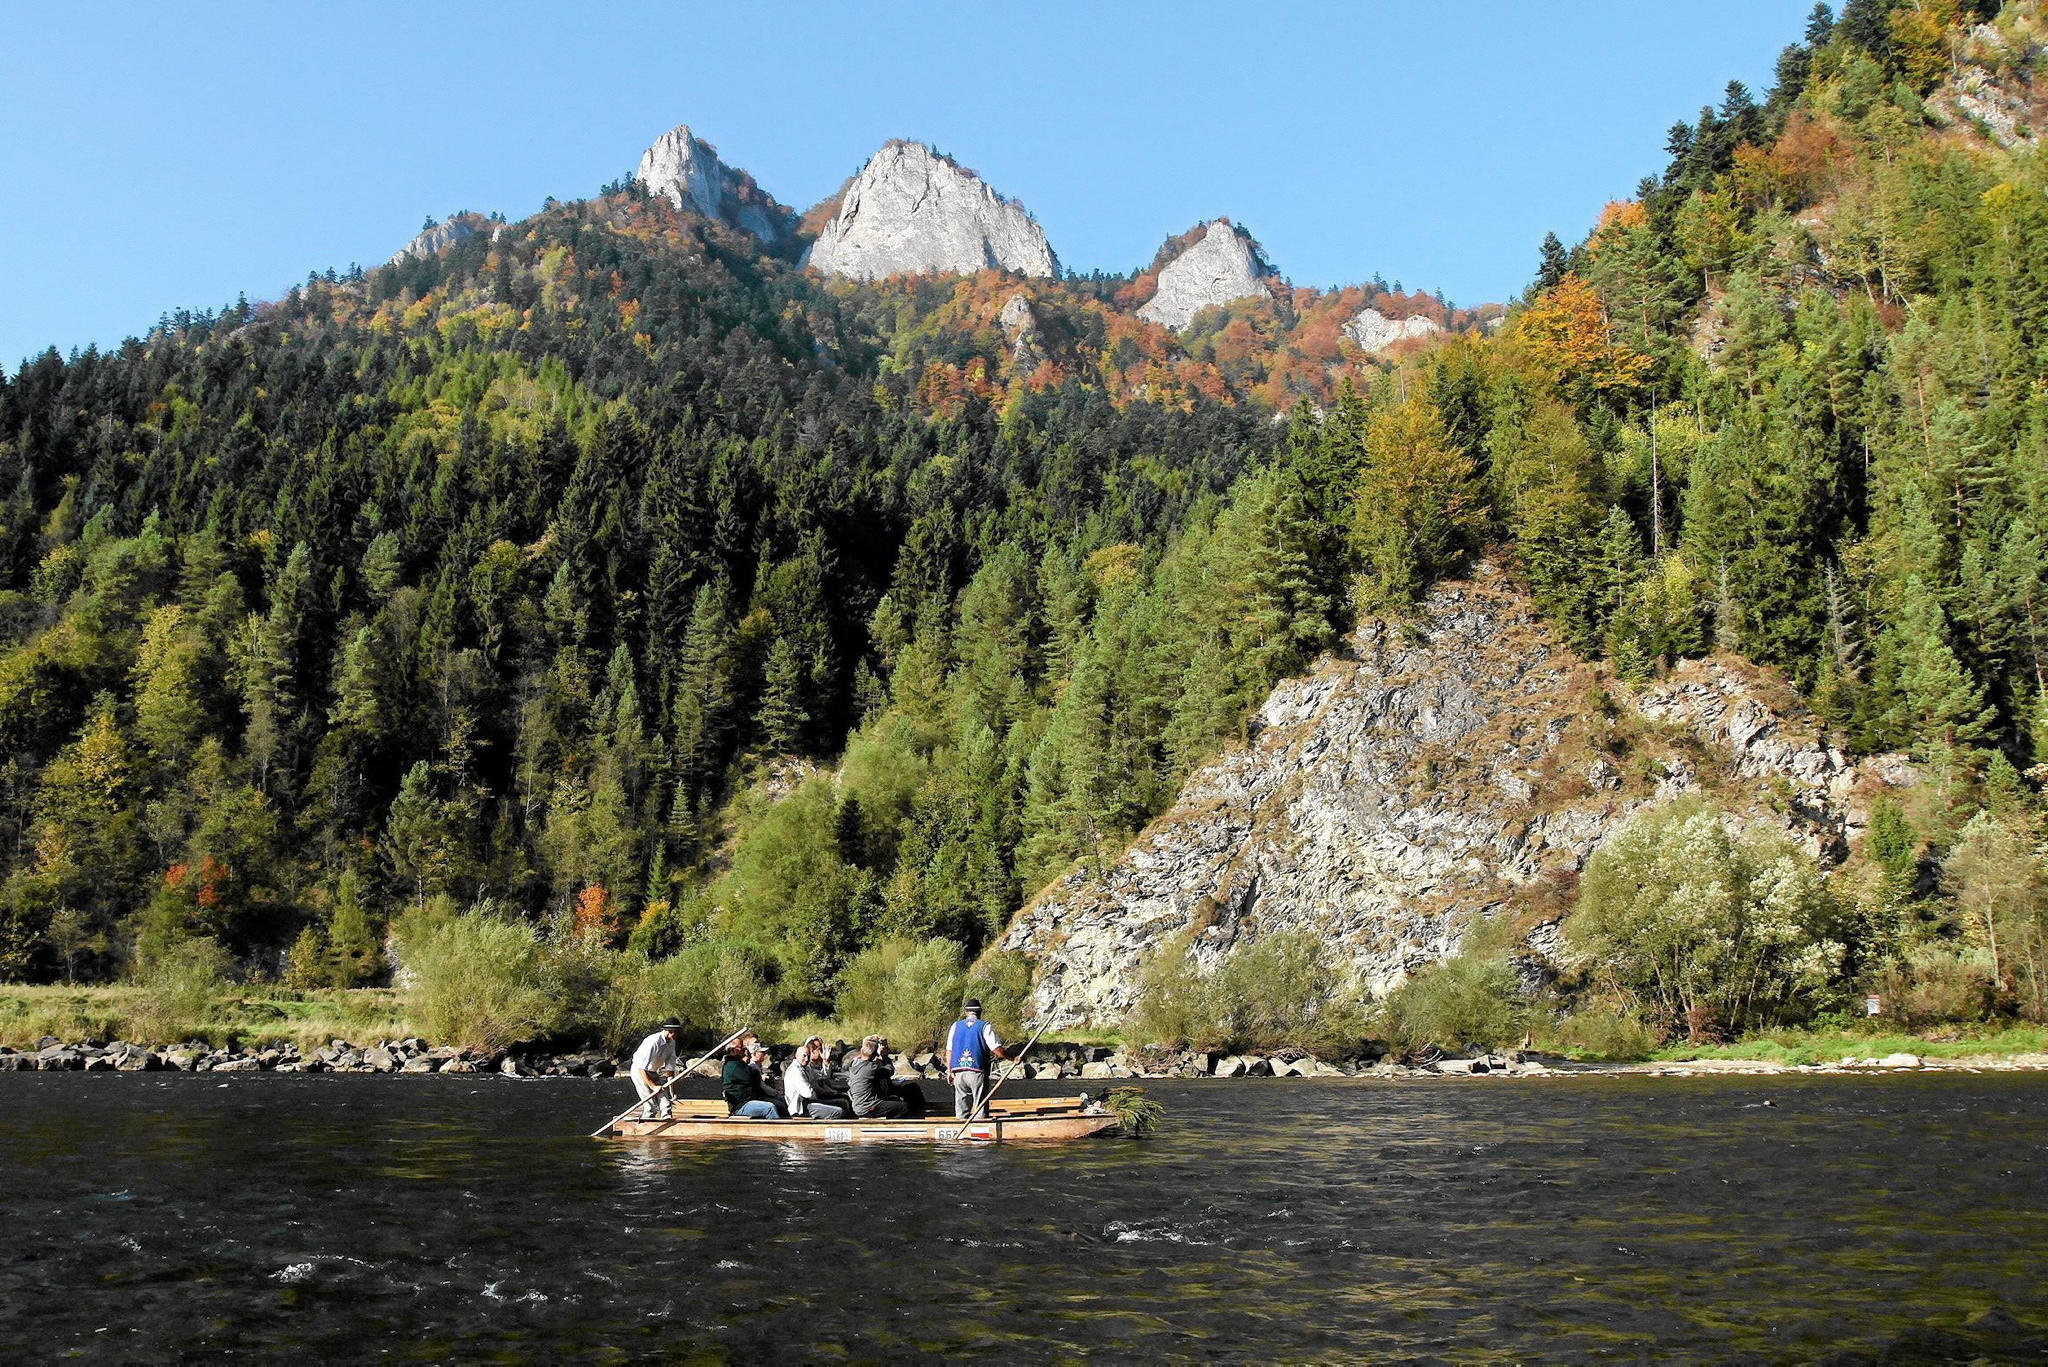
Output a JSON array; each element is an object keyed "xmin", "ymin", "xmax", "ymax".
[
  {"xmin": 962, "ymin": 999, "xmax": 983, "ymax": 1013},
  {"xmin": 656, "ymin": 1017, "xmax": 683, "ymax": 1031}
]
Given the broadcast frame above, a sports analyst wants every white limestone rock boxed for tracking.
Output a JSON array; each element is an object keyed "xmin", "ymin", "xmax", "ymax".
[
  {"xmin": 389, "ymin": 212, "xmax": 490, "ymax": 266},
  {"xmin": 1136, "ymin": 221, "xmax": 1278, "ymax": 332},
  {"xmin": 998, "ymin": 292, "xmax": 1044, "ymax": 369},
  {"xmin": 1344, "ymin": 306, "xmax": 1443, "ymax": 353},
  {"xmin": 805, "ymin": 141, "xmax": 1058, "ymax": 281},
  {"xmin": 1002, "ymin": 564, "xmax": 1915, "ymax": 1030},
  {"xmin": 634, "ymin": 124, "xmax": 792, "ymax": 245}
]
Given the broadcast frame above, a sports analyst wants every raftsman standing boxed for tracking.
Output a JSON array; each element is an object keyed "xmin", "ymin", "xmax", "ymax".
[
  {"xmin": 629, "ymin": 1018, "xmax": 684, "ymax": 1119},
  {"xmin": 943, "ymin": 998, "xmax": 1009, "ymax": 1119}
]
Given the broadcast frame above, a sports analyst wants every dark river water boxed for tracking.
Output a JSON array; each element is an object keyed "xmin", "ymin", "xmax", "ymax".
[{"xmin": 2, "ymin": 1072, "xmax": 2045, "ymax": 1362}]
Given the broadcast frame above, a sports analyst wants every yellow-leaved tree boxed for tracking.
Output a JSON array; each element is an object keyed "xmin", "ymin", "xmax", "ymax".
[
  {"xmin": 1507, "ymin": 273, "xmax": 1652, "ymax": 400},
  {"xmin": 1351, "ymin": 394, "xmax": 1486, "ymax": 607}
]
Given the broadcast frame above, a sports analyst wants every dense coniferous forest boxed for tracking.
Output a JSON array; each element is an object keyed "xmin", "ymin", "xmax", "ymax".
[{"xmin": 4, "ymin": 0, "xmax": 2047, "ymax": 1042}]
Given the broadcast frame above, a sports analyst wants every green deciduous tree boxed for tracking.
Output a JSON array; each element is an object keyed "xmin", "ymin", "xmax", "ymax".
[{"xmin": 1568, "ymin": 797, "xmax": 1845, "ymax": 1038}]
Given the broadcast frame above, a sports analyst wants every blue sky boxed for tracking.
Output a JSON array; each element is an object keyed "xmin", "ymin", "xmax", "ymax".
[{"xmin": 1, "ymin": 1, "xmax": 1814, "ymax": 369}]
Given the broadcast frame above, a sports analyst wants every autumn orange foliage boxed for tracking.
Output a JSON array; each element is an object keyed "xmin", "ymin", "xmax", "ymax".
[
  {"xmin": 574, "ymin": 884, "xmax": 612, "ymax": 942},
  {"xmin": 1594, "ymin": 200, "xmax": 1648, "ymax": 239},
  {"xmin": 1510, "ymin": 274, "xmax": 1652, "ymax": 394}
]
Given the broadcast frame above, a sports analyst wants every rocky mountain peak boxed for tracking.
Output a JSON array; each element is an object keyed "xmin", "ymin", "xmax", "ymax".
[
  {"xmin": 633, "ymin": 123, "xmax": 793, "ymax": 245},
  {"xmin": 804, "ymin": 141, "xmax": 1059, "ymax": 281},
  {"xmin": 389, "ymin": 211, "xmax": 494, "ymax": 266},
  {"xmin": 1344, "ymin": 305, "xmax": 1444, "ymax": 353},
  {"xmin": 1136, "ymin": 219, "xmax": 1278, "ymax": 331}
]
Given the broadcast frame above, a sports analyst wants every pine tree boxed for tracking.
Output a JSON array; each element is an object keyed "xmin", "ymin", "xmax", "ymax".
[
  {"xmin": 1894, "ymin": 575, "xmax": 1998, "ymax": 758},
  {"xmin": 1534, "ymin": 232, "xmax": 1570, "ymax": 292},
  {"xmin": 755, "ymin": 637, "xmax": 812, "ymax": 757}
]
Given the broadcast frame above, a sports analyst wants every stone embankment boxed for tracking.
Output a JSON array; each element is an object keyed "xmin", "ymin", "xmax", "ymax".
[
  {"xmin": 8, "ymin": 1035, "xmax": 2042, "ymax": 1080},
  {"xmin": 0, "ymin": 1037, "xmax": 611, "ymax": 1077}
]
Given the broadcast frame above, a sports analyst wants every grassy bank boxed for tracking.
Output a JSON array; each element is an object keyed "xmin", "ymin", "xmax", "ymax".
[
  {"xmin": 0, "ymin": 985, "xmax": 413, "ymax": 1052},
  {"xmin": 1648, "ymin": 1025, "xmax": 2048, "ymax": 1068}
]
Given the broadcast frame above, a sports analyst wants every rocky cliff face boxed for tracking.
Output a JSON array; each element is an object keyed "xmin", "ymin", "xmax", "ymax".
[
  {"xmin": 389, "ymin": 212, "xmax": 492, "ymax": 266},
  {"xmin": 998, "ymin": 292, "xmax": 1045, "ymax": 369},
  {"xmin": 1925, "ymin": 19, "xmax": 2046, "ymax": 150},
  {"xmin": 804, "ymin": 142, "xmax": 1059, "ymax": 281},
  {"xmin": 1003, "ymin": 565, "xmax": 1912, "ymax": 1028},
  {"xmin": 1344, "ymin": 306, "xmax": 1442, "ymax": 353},
  {"xmin": 634, "ymin": 124, "xmax": 793, "ymax": 245},
  {"xmin": 1136, "ymin": 220, "xmax": 1277, "ymax": 331}
]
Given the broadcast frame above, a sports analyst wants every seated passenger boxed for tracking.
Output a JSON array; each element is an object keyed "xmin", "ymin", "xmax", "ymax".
[
  {"xmin": 845, "ymin": 1035, "xmax": 927, "ymax": 1120},
  {"xmin": 784, "ymin": 1035, "xmax": 849, "ymax": 1119},
  {"xmin": 721, "ymin": 1038, "xmax": 784, "ymax": 1119}
]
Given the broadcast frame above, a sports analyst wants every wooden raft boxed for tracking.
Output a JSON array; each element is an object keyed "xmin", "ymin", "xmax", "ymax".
[{"xmin": 602, "ymin": 1093, "xmax": 1120, "ymax": 1143}]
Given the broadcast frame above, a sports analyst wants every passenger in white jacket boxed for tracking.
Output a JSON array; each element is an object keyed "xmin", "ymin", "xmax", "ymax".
[{"xmin": 782, "ymin": 1036, "xmax": 850, "ymax": 1119}]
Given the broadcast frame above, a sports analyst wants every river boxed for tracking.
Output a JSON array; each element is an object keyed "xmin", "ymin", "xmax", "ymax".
[{"xmin": 2, "ymin": 1071, "xmax": 2044, "ymax": 1361}]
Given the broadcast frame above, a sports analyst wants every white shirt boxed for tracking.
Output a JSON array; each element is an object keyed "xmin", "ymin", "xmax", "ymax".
[
  {"xmin": 631, "ymin": 1030, "xmax": 679, "ymax": 1075},
  {"xmin": 784, "ymin": 1060, "xmax": 818, "ymax": 1112}
]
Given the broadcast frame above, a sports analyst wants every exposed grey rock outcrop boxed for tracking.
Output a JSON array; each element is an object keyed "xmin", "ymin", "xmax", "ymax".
[
  {"xmin": 805, "ymin": 141, "xmax": 1058, "ymax": 281},
  {"xmin": 1927, "ymin": 22, "xmax": 2043, "ymax": 150},
  {"xmin": 634, "ymin": 123, "xmax": 793, "ymax": 244},
  {"xmin": 1344, "ymin": 306, "xmax": 1443, "ymax": 353},
  {"xmin": 1003, "ymin": 564, "xmax": 1912, "ymax": 1029},
  {"xmin": 389, "ymin": 212, "xmax": 492, "ymax": 266},
  {"xmin": 998, "ymin": 293, "xmax": 1045, "ymax": 369},
  {"xmin": 1136, "ymin": 221, "xmax": 1277, "ymax": 331}
]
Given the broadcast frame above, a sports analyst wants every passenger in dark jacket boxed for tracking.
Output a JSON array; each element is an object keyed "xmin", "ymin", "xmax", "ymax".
[
  {"xmin": 721, "ymin": 1038, "xmax": 784, "ymax": 1119},
  {"xmin": 844, "ymin": 1035, "xmax": 926, "ymax": 1119}
]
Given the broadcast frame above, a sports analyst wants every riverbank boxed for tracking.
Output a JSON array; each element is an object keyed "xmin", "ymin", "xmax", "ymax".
[
  {"xmin": 5, "ymin": 984, "xmax": 2046, "ymax": 1079},
  {"xmin": 7, "ymin": 1032, "xmax": 2048, "ymax": 1080},
  {"xmin": 0, "ymin": 983, "xmax": 410, "ymax": 1053}
]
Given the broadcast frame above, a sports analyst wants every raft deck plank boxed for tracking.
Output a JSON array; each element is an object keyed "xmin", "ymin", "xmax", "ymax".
[
  {"xmin": 631, "ymin": 1092, "xmax": 1097, "ymax": 1119},
  {"xmin": 604, "ymin": 1109, "xmax": 1120, "ymax": 1143}
]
